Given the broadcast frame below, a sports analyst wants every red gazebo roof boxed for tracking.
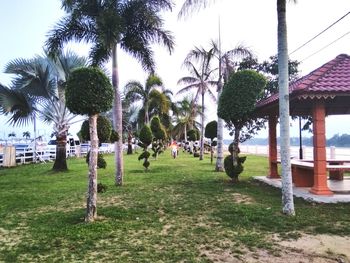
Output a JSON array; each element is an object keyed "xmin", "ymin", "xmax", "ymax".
[{"xmin": 256, "ymin": 54, "xmax": 350, "ymax": 116}]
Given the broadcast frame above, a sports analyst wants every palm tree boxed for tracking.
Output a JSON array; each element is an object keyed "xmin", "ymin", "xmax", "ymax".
[
  {"xmin": 0, "ymin": 51, "xmax": 87, "ymax": 171},
  {"xmin": 124, "ymin": 75, "xmax": 170, "ymax": 125},
  {"xmin": 277, "ymin": 0, "xmax": 295, "ymax": 216},
  {"xmin": 178, "ymin": 0, "xmax": 295, "ymax": 215},
  {"xmin": 46, "ymin": 0, "xmax": 174, "ymax": 186},
  {"xmin": 23, "ymin": 131, "xmax": 31, "ymax": 141},
  {"xmin": 177, "ymin": 46, "xmax": 217, "ymax": 160},
  {"xmin": 211, "ymin": 40, "xmax": 253, "ymax": 171},
  {"xmin": 172, "ymin": 96, "xmax": 201, "ymax": 141}
]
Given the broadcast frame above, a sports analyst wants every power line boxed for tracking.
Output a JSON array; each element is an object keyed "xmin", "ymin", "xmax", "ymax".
[
  {"xmin": 300, "ymin": 30, "xmax": 350, "ymax": 62},
  {"xmin": 289, "ymin": 11, "xmax": 350, "ymax": 55}
]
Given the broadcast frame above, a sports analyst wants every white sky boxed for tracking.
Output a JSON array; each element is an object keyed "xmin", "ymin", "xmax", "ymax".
[{"xmin": 1, "ymin": 0, "xmax": 350, "ymax": 140}]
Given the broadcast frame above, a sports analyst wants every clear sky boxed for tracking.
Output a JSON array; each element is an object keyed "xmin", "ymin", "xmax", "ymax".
[{"xmin": 1, "ymin": 0, "xmax": 350, "ymax": 140}]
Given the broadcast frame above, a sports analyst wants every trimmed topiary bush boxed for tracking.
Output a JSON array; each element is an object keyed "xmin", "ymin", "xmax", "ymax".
[
  {"xmin": 150, "ymin": 116, "xmax": 166, "ymax": 159},
  {"xmin": 65, "ymin": 67, "xmax": 113, "ymax": 222},
  {"xmin": 97, "ymin": 183, "xmax": 107, "ymax": 193},
  {"xmin": 205, "ymin": 120, "xmax": 217, "ymax": 164},
  {"xmin": 86, "ymin": 151, "xmax": 107, "ymax": 169},
  {"xmin": 66, "ymin": 68, "xmax": 113, "ymax": 116},
  {"xmin": 224, "ymin": 143, "xmax": 246, "ymax": 182},
  {"xmin": 80, "ymin": 115, "xmax": 112, "ymax": 143},
  {"xmin": 110, "ymin": 130, "xmax": 119, "ymax": 143},
  {"xmin": 138, "ymin": 125, "xmax": 153, "ymax": 171}
]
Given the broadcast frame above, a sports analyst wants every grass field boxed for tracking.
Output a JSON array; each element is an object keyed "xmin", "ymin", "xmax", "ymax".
[{"xmin": 0, "ymin": 150, "xmax": 350, "ymax": 262}]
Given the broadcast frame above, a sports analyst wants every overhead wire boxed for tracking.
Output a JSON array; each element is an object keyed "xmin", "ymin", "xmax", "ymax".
[
  {"xmin": 289, "ymin": 10, "xmax": 350, "ymax": 56},
  {"xmin": 300, "ymin": 30, "xmax": 350, "ymax": 62}
]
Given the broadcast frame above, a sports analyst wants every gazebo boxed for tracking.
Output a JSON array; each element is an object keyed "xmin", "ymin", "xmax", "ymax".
[{"xmin": 255, "ymin": 54, "xmax": 350, "ymax": 196}]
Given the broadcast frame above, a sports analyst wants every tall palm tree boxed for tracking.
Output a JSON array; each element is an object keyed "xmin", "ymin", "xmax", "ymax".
[
  {"xmin": 211, "ymin": 40, "xmax": 253, "ymax": 171},
  {"xmin": 277, "ymin": 0, "xmax": 295, "ymax": 216},
  {"xmin": 178, "ymin": 0, "xmax": 295, "ymax": 215},
  {"xmin": 177, "ymin": 46, "xmax": 217, "ymax": 160},
  {"xmin": 124, "ymin": 75, "xmax": 170, "ymax": 125},
  {"xmin": 46, "ymin": 0, "xmax": 174, "ymax": 186},
  {"xmin": 0, "ymin": 51, "xmax": 87, "ymax": 171},
  {"xmin": 172, "ymin": 96, "xmax": 201, "ymax": 141}
]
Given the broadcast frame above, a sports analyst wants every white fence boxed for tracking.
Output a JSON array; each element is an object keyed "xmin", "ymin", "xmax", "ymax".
[
  {"xmin": 239, "ymin": 145, "xmax": 350, "ymax": 160},
  {"xmin": 0, "ymin": 145, "xmax": 82, "ymax": 167}
]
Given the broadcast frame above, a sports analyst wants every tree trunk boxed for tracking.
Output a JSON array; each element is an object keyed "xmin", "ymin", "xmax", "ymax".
[
  {"xmin": 277, "ymin": 0, "xmax": 295, "ymax": 216},
  {"xmin": 52, "ymin": 133, "xmax": 68, "ymax": 171},
  {"xmin": 184, "ymin": 124, "xmax": 187, "ymax": 142},
  {"xmin": 199, "ymin": 90, "xmax": 204, "ymax": 160},
  {"xmin": 112, "ymin": 45, "xmax": 124, "ymax": 186},
  {"xmin": 145, "ymin": 103, "xmax": 150, "ymax": 125},
  {"xmin": 232, "ymin": 128, "xmax": 240, "ymax": 167},
  {"xmin": 215, "ymin": 80, "xmax": 224, "ymax": 171},
  {"xmin": 127, "ymin": 132, "xmax": 133, "ymax": 155},
  {"xmin": 210, "ymin": 140, "xmax": 213, "ymax": 164},
  {"xmin": 86, "ymin": 114, "xmax": 98, "ymax": 222}
]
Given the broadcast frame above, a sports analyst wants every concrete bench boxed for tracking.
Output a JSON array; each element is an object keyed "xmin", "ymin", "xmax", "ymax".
[{"xmin": 291, "ymin": 160, "xmax": 350, "ymax": 187}]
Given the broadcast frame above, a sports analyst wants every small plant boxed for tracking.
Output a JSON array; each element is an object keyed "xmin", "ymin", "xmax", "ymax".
[
  {"xmin": 224, "ymin": 143, "xmax": 246, "ymax": 183},
  {"xmin": 138, "ymin": 125, "xmax": 153, "ymax": 171},
  {"xmin": 86, "ymin": 151, "xmax": 107, "ymax": 169},
  {"xmin": 97, "ymin": 183, "xmax": 107, "ymax": 193},
  {"xmin": 150, "ymin": 116, "xmax": 166, "ymax": 159}
]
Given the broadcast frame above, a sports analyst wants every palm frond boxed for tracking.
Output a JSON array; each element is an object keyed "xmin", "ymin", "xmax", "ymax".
[{"xmin": 178, "ymin": 0, "xmax": 215, "ymax": 19}]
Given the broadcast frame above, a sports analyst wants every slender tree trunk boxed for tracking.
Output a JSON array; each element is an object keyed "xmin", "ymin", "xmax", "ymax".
[
  {"xmin": 86, "ymin": 114, "xmax": 98, "ymax": 222},
  {"xmin": 112, "ymin": 45, "xmax": 124, "ymax": 186},
  {"xmin": 210, "ymin": 140, "xmax": 213, "ymax": 164},
  {"xmin": 184, "ymin": 125, "xmax": 187, "ymax": 142},
  {"xmin": 127, "ymin": 131, "xmax": 133, "ymax": 155},
  {"xmin": 199, "ymin": 90, "xmax": 204, "ymax": 160},
  {"xmin": 53, "ymin": 132, "xmax": 67, "ymax": 171},
  {"xmin": 232, "ymin": 127, "xmax": 240, "ymax": 167},
  {"xmin": 277, "ymin": 0, "xmax": 295, "ymax": 216},
  {"xmin": 215, "ymin": 80, "xmax": 224, "ymax": 171},
  {"xmin": 145, "ymin": 103, "xmax": 150, "ymax": 125}
]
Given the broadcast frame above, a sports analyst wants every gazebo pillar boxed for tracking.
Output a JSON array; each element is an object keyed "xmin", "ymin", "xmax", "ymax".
[
  {"xmin": 268, "ymin": 115, "xmax": 279, "ymax": 178},
  {"xmin": 310, "ymin": 101, "xmax": 333, "ymax": 195}
]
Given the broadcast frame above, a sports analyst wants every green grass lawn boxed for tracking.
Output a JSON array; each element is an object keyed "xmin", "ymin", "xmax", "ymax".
[{"xmin": 0, "ymin": 151, "xmax": 350, "ymax": 262}]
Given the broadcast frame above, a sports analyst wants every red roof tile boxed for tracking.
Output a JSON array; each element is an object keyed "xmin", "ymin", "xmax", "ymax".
[{"xmin": 256, "ymin": 54, "xmax": 350, "ymax": 108}]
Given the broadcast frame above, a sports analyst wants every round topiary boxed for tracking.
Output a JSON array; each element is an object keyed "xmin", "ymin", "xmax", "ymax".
[
  {"xmin": 139, "ymin": 125, "xmax": 153, "ymax": 147},
  {"xmin": 224, "ymin": 155, "xmax": 247, "ymax": 182},
  {"xmin": 86, "ymin": 151, "xmax": 107, "ymax": 169},
  {"xmin": 97, "ymin": 183, "xmax": 107, "ymax": 193},
  {"xmin": 65, "ymin": 67, "xmax": 113, "ymax": 116},
  {"xmin": 80, "ymin": 116, "xmax": 112, "ymax": 143},
  {"xmin": 110, "ymin": 130, "xmax": 119, "ymax": 142},
  {"xmin": 205, "ymin": 120, "xmax": 217, "ymax": 140}
]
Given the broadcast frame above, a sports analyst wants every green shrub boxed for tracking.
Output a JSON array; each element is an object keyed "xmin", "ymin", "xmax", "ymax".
[
  {"xmin": 224, "ymin": 146, "xmax": 247, "ymax": 183},
  {"xmin": 110, "ymin": 130, "xmax": 119, "ymax": 143},
  {"xmin": 86, "ymin": 151, "xmax": 107, "ymax": 169},
  {"xmin": 138, "ymin": 125, "xmax": 153, "ymax": 171},
  {"xmin": 80, "ymin": 116, "xmax": 112, "ymax": 143},
  {"xmin": 66, "ymin": 67, "xmax": 113, "ymax": 116},
  {"xmin": 97, "ymin": 183, "xmax": 107, "ymax": 193}
]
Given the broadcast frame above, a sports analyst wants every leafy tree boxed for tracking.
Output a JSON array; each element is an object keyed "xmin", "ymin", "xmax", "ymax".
[
  {"xmin": 46, "ymin": 0, "xmax": 174, "ymax": 186},
  {"xmin": 0, "ymin": 51, "xmax": 87, "ymax": 171},
  {"xmin": 211, "ymin": 41, "xmax": 253, "ymax": 172},
  {"xmin": 177, "ymin": 46, "xmax": 217, "ymax": 160},
  {"xmin": 80, "ymin": 115, "xmax": 112, "ymax": 144},
  {"xmin": 138, "ymin": 125, "xmax": 153, "ymax": 171},
  {"xmin": 65, "ymin": 67, "xmax": 113, "ymax": 223},
  {"xmin": 204, "ymin": 120, "xmax": 217, "ymax": 164},
  {"xmin": 150, "ymin": 116, "xmax": 166, "ymax": 159},
  {"xmin": 218, "ymin": 70, "xmax": 266, "ymax": 182}
]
